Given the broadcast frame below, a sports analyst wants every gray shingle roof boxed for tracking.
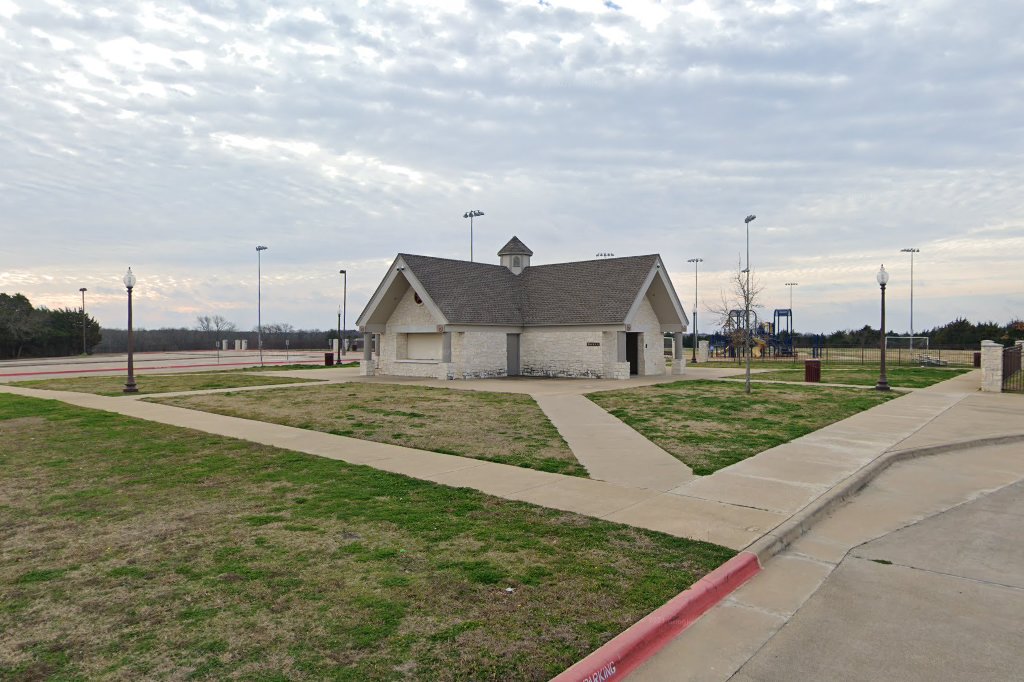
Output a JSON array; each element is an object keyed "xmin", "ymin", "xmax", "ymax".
[
  {"xmin": 399, "ymin": 252, "xmax": 659, "ymax": 326},
  {"xmin": 497, "ymin": 236, "xmax": 534, "ymax": 257}
]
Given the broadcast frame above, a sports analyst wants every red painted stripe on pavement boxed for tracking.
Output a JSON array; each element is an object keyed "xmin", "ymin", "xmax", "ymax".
[
  {"xmin": 0, "ymin": 360, "xmax": 354, "ymax": 378},
  {"xmin": 550, "ymin": 551, "xmax": 761, "ymax": 682}
]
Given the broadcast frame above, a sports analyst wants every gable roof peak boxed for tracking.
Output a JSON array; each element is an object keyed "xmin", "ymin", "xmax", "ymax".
[{"xmin": 497, "ymin": 236, "xmax": 533, "ymax": 257}]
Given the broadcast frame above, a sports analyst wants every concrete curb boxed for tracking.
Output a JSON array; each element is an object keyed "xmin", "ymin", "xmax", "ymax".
[
  {"xmin": 552, "ymin": 433, "xmax": 1024, "ymax": 682},
  {"xmin": 550, "ymin": 551, "xmax": 761, "ymax": 682},
  {"xmin": 744, "ymin": 433, "xmax": 1024, "ymax": 563}
]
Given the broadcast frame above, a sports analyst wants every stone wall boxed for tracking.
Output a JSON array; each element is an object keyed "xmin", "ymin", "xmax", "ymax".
[
  {"xmin": 633, "ymin": 296, "xmax": 666, "ymax": 376},
  {"xmin": 450, "ymin": 331, "xmax": 508, "ymax": 379},
  {"xmin": 378, "ymin": 287, "xmax": 444, "ymax": 379},
  {"xmin": 520, "ymin": 330, "xmax": 606, "ymax": 378}
]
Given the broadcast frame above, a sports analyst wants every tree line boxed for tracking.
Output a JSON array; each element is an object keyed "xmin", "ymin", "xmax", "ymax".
[
  {"xmin": 3, "ymin": 291, "xmax": 1020, "ymax": 358},
  {"xmin": 91, "ymin": 314, "xmax": 361, "ymax": 354},
  {"xmin": 0, "ymin": 293, "xmax": 103, "ymax": 358},
  {"xmin": 683, "ymin": 317, "xmax": 1024, "ymax": 350},
  {"xmin": 803, "ymin": 318, "xmax": 1024, "ymax": 349}
]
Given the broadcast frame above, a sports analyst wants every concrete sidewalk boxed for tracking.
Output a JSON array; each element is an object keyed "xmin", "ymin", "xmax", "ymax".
[
  {"xmin": 4, "ymin": 370, "xmax": 1017, "ymax": 555},
  {"xmin": 632, "ymin": 437, "xmax": 1024, "ymax": 681},
  {"xmin": 532, "ymin": 392, "xmax": 694, "ymax": 491}
]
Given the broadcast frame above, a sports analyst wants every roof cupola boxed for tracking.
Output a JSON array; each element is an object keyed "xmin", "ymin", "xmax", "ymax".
[{"xmin": 498, "ymin": 236, "xmax": 533, "ymax": 275}]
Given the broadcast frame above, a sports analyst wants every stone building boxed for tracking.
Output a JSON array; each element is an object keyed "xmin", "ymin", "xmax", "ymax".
[{"xmin": 355, "ymin": 237, "xmax": 689, "ymax": 380}]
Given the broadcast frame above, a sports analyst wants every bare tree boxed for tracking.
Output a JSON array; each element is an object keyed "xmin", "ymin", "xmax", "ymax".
[
  {"xmin": 196, "ymin": 315, "xmax": 237, "ymax": 333},
  {"xmin": 707, "ymin": 260, "xmax": 765, "ymax": 393}
]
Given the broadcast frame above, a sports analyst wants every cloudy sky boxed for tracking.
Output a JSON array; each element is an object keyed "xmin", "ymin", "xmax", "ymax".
[{"xmin": 2, "ymin": 0, "xmax": 1022, "ymax": 336}]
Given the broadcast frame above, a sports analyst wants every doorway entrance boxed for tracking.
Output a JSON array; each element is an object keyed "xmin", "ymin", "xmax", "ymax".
[
  {"xmin": 506, "ymin": 333, "xmax": 521, "ymax": 376},
  {"xmin": 626, "ymin": 332, "xmax": 641, "ymax": 376}
]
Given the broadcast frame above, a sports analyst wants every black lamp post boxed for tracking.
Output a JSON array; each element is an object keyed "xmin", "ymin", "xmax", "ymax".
[
  {"xmin": 744, "ymin": 214, "xmax": 756, "ymax": 394},
  {"xmin": 79, "ymin": 287, "xmax": 88, "ymax": 355},
  {"xmin": 463, "ymin": 210, "xmax": 484, "ymax": 261},
  {"xmin": 875, "ymin": 265, "xmax": 890, "ymax": 391},
  {"xmin": 123, "ymin": 268, "xmax": 138, "ymax": 393},
  {"xmin": 687, "ymin": 258, "xmax": 703, "ymax": 363}
]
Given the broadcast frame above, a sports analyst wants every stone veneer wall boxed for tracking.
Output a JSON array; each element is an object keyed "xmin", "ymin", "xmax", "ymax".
[
  {"xmin": 633, "ymin": 296, "xmax": 667, "ymax": 376},
  {"xmin": 450, "ymin": 331, "xmax": 508, "ymax": 379},
  {"xmin": 520, "ymin": 330, "xmax": 606, "ymax": 378},
  {"xmin": 378, "ymin": 287, "xmax": 444, "ymax": 379},
  {"xmin": 980, "ymin": 340, "xmax": 1003, "ymax": 393}
]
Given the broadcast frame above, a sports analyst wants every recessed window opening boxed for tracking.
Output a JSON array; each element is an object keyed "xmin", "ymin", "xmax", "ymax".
[{"xmin": 513, "ymin": 256, "xmax": 521, "ymax": 267}]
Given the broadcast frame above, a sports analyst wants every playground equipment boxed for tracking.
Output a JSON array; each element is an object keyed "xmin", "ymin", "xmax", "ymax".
[{"xmin": 709, "ymin": 308, "xmax": 796, "ymax": 359}]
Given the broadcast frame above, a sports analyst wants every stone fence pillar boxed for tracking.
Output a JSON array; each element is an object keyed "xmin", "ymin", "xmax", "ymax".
[{"xmin": 980, "ymin": 340, "xmax": 1003, "ymax": 393}]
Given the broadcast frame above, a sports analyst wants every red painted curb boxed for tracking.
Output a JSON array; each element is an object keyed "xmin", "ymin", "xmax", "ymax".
[{"xmin": 550, "ymin": 551, "xmax": 761, "ymax": 682}]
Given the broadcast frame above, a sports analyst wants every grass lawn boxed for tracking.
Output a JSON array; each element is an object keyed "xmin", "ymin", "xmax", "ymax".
[
  {"xmin": 748, "ymin": 366, "xmax": 971, "ymax": 388},
  {"xmin": 152, "ymin": 383, "xmax": 585, "ymax": 477},
  {"xmin": 11, "ymin": 372, "xmax": 320, "ymax": 396},
  {"xmin": 0, "ymin": 394, "xmax": 733, "ymax": 681},
  {"xmin": 589, "ymin": 380, "xmax": 897, "ymax": 475},
  {"xmin": 238, "ymin": 362, "xmax": 360, "ymax": 372}
]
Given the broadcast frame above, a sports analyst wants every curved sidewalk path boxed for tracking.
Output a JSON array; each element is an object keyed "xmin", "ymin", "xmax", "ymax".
[{"xmin": 4, "ymin": 370, "xmax": 1019, "ymax": 555}]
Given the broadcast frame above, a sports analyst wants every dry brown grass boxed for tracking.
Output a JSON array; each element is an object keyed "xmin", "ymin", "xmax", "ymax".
[
  {"xmin": 11, "ymin": 372, "xmax": 318, "ymax": 396},
  {"xmin": 152, "ymin": 382, "xmax": 585, "ymax": 476},
  {"xmin": 0, "ymin": 394, "xmax": 733, "ymax": 680},
  {"xmin": 590, "ymin": 379, "xmax": 896, "ymax": 475}
]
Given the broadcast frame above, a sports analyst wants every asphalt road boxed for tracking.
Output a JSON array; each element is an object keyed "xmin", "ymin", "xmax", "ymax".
[{"xmin": 731, "ymin": 478, "xmax": 1024, "ymax": 681}]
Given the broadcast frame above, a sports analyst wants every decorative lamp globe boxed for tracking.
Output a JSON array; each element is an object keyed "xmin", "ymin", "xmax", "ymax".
[
  {"xmin": 876, "ymin": 265, "xmax": 889, "ymax": 286},
  {"xmin": 123, "ymin": 268, "xmax": 136, "ymax": 289}
]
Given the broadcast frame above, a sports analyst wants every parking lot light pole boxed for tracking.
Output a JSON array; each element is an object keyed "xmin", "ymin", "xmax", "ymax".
[
  {"xmin": 463, "ymin": 210, "xmax": 484, "ymax": 262},
  {"xmin": 875, "ymin": 265, "xmax": 891, "ymax": 392},
  {"xmin": 79, "ymin": 287, "xmax": 87, "ymax": 355},
  {"xmin": 900, "ymin": 248, "xmax": 920, "ymax": 345},
  {"xmin": 256, "ymin": 245, "xmax": 268, "ymax": 366},
  {"xmin": 744, "ymin": 214, "xmax": 756, "ymax": 394},
  {"xmin": 340, "ymin": 269, "xmax": 347, "ymax": 363},
  {"xmin": 686, "ymin": 258, "xmax": 703, "ymax": 363},
  {"xmin": 785, "ymin": 282, "xmax": 798, "ymax": 342},
  {"xmin": 123, "ymin": 268, "xmax": 138, "ymax": 393}
]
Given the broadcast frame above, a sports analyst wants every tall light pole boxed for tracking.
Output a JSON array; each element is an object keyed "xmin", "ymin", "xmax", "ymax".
[
  {"xmin": 785, "ymin": 282, "xmax": 798, "ymax": 346},
  {"xmin": 900, "ymin": 248, "xmax": 920, "ymax": 345},
  {"xmin": 744, "ymin": 214, "xmax": 756, "ymax": 394},
  {"xmin": 342, "ymin": 268, "xmax": 350, "ymax": 360},
  {"xmin": 123, "ymin": 268, "xmax": 137, "ymax": 393},
  {"xmin": 687, "ymin": 258, "xmax": 703, "ymax": 363},
  {"xmin": 875, "ymin": 265, "xmax": 890, "ymax": 391},
  {"xmin": 79, "ymin": 287, "xmax": 88, "ymax": 355},
  {"xmin": 340, "ymin": 268, "xmax": 347, "ymax": 363},
  {"xmin": 256, "ymin": 245, "xmax": 268, "ymax": 366},
  {"xmin": 463, "ymin": 210, "xmax": 484, "ymax": 261}
]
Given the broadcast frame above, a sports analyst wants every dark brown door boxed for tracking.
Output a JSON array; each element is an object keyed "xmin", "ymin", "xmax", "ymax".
[{"xmin": 626, "ymin": 333, "xmax": 639, "ymax": 375}]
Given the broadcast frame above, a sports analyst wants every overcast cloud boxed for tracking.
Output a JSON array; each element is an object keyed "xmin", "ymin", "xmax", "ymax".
[{"xmin": 2, "ymin": 0, "xmax": 1022, "ymax": 335}]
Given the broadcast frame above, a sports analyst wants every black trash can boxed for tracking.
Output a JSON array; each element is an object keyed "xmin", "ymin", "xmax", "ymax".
[
  {"xmin": 973, "ymin": 351, "xmax": 981, "ymax": 368},
  {"xmin": 325, "ymin": 352, "xmax": 334, "ymax": 366},
  {"xmin": 804, "ymin": 359, "xmax": 821, "ymax": 382}
]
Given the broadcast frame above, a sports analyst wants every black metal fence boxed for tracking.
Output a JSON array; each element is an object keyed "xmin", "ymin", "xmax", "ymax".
[
  {"xmin": 706, "ymin": 346, "xmax": 976, "ymax": 368},
  {"xmin": 1004, "ymin": 345, "xmax": 1023, "ymax": 393}
]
